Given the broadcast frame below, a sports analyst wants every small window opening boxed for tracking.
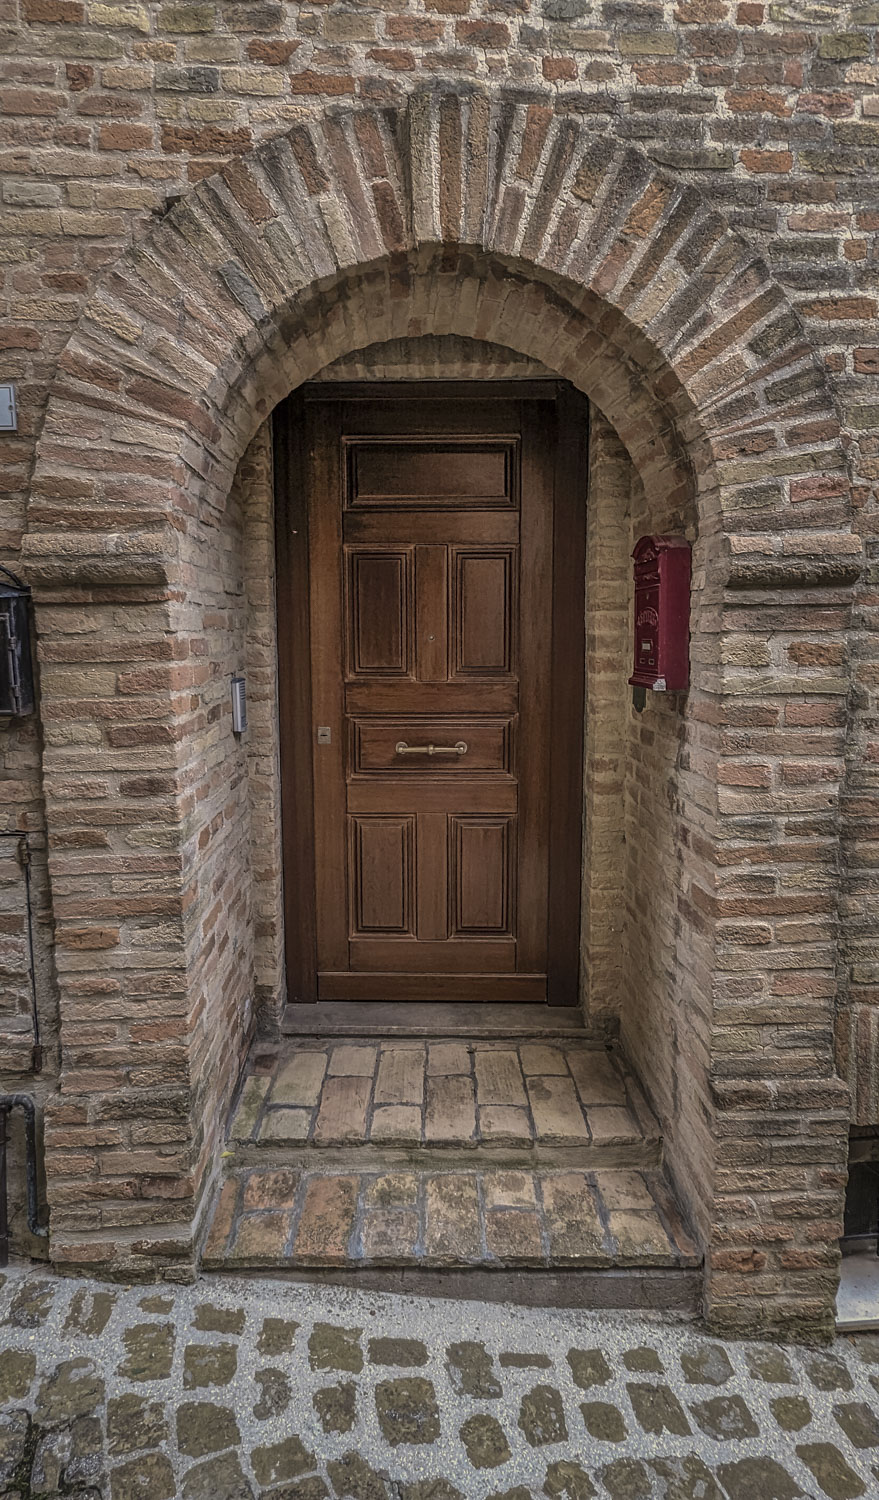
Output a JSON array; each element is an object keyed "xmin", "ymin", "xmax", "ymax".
[{"xmin": 843, "ymin": 1155, "xmax": 879, "ymax": 1252}]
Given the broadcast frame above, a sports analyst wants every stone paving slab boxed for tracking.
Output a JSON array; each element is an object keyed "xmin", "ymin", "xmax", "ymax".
[
  {"xmin": 230, "ymin": 1040, "xmax": 658, "ymax": 1157},
  {"xmin": 201, "ymin": 1167, "xmax": 699, "ymax": 1274},
  {"xmin": 3, "ymin": 1264, "xmax": 879, "ymax": 1500}
]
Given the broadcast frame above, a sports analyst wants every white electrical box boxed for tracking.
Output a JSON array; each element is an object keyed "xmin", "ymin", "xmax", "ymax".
[
  {"xmin": 0, "ymin": 386, "xmax": 16, "ymax": 432},
  {"xmin": 231, "ymin": 675, "xmax": 247, "ymax": 735}
]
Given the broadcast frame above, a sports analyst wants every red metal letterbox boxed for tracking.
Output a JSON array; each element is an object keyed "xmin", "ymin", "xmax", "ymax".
[{"xmin": 628, "ymin": 534, "xmax": 691, "ymax": 692}]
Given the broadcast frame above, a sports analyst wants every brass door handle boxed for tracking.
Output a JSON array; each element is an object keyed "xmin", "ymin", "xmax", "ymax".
[{"xmin": 395, "ymin": 741, "xmax": 468, "ymax": 757}]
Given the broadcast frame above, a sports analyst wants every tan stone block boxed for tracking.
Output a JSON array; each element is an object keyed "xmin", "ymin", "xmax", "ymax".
[
  {"xmin": 541, "ymin": 1174, "xmax": 607, "ymax": 1263},
  {"xmin": 369, "ymin": 1106, "xmax": 422, "ymax": 1144},
  {"xmin": 361, "ymin": 1210, "xmax": 419, "ymax": 1261},
  {"xmin": 271, "ymin": 1050, "xmax": 327, "ymax": 1106},
  {"xmin": 229, "ymin": 1212, "xmax": 291, "ymax": 1260},
  {"xmin": 89, "ymin": 3, "xmax": 151, "ymax": 31},
  {"xmin": 160, "ymin": 4, "xmax": 215, "ymax": 33},
  {"xmin": 594, "ymin": 1171, "xmax": 656, "ymax": 1213},
  {"xmin": 424, "ymin": 1175, "xmax": 481, "ymax": 1261},
  {"xmin": 101, "ymin": 64, "xmax": 152, "ymax": 87},
  {"xmin": 188, "ymin": 99, "xmax": 241, "ymax": 122},
  {"xmin": 474, "ymin": 1048, "xmax": 527, "ymax": 1107},
  {"xmin": 224, "ymin": 67, "xmax": 287, "ymax": 96},
  {"xmin": 259, "ymin": 1109, "xmax": 311, "ymax": 1143},
  {"xmin": 426, "ymin": 1041, "xmax": 470, "ymax": 1074},
  {"xmin": 365, "ymin": 1173, "xmax": 418, "ymax": 1209},
  {"xmin": 519, "ymin": 1044, "xmax": 568, "ymax": 1076},
  {"xmin": 228, "ymin": 1074, "xmax": 268, "ymax": 1141},
  {"xmin": 608, "ymin": 1210, "xmax": 674, "ymax": 1265},
  {"xmin": 587, "ymin": 1107, "xmax": 642, "ymax": 1147},
  {"xmin": 202, "ymin": 1179, "xmax": 237, "ymax": 1258},
  {"xmin": 425, "ymin": 1076, "xmax": 476, "ymax": 1144},
  {"xmin": 185, "ymin": 35, "xmax": 238, "ymax": 61},
  {"xmin": 479, "ymin": 1106, "xmax": 533, "ymax": 1144},
  {"xmin": 527, "ymin": 1076, "xmax": 589, "ymax": 1143},
  {"xmin": 243, "ymin": 1168, "xmax": 298, "ymax": 1211},
  {"xmin": 566, "ymin": 1051, "xmax": 626, "ymax": 1106},
  {"xmin": 482, "ymin": 1171, "xmax": 536, "ymax": 1210},
  {"xmin": 313, "ymin": 1077, "xmax": 371, "ymax": 1144},
  {"xmin": 721, "ymin": 636, "xmax": 772, "ymax": 667},
  {"xmin": 374, "ymin": 1045, "xmax": 425, "ymax": 1105},
  {"xmin": 294, "ymin": 1175, "xmax": 358, "ymax": 1263},
  {"xmin": 485, "ymin": 1209, "xmax": 542, "ymax": 1262},
  {"xmin": 324, "ymin": 12, "xmax": 376, "ymax": 41},
  {"xmin": 327, "ymin": 1044, "xmax": 377, "ymax": 1077}
]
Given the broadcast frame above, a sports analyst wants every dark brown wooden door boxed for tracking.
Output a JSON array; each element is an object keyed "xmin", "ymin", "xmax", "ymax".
[{"xmin": 275, "ymin": 383, "xmax": 586, "ymax": 1004}]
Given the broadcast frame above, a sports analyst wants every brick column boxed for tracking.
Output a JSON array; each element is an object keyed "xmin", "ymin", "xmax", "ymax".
[{"xmin": 702, "ymin": 543, "xmax": 859, "ymax": 1337}]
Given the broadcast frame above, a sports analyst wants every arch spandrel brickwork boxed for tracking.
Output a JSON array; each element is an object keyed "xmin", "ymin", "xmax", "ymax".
[{"xmin": 25, "ymin": 87, "xmax": 859, "ymax": 1336}]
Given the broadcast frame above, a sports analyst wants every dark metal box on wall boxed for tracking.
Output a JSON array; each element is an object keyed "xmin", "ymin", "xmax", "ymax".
[
  {"xmin": 628, "ymin": 535, "xmax": 691, "ymax": 693},
  {"xmin": 0, "ymin": 568, "xmax": 35, "ymax": 717}
]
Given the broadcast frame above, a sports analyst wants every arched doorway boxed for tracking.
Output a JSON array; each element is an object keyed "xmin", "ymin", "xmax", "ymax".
[{"xmin": 25, "ymin": 90, "xmax": 856, "ymax": 1335}]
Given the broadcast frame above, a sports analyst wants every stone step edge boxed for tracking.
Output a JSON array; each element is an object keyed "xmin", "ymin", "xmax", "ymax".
[
  {"xmin": 201, "ymin": 1246, "xmax": 702, "ymax": 1272},
  {"xmin": 200, "ymin": 1262, "xmax": 703, "ymax": 1313},
  {"xmin": 223, "ymin": 1140, "xmax": 664, "ymax": 1171}
]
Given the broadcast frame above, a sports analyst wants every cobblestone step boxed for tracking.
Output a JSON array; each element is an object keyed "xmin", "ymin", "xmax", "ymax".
[
  {"xmin": 201, "ymin": 1165, "xmax": 699, "ymax": 1285},
  {"xmin": 203, "ymin": 1036, "xmax": 695, "ymax": 1304},
  {"xmin": 228, "ymin": 1037, "xmax": 661, "ymax": 1158}
]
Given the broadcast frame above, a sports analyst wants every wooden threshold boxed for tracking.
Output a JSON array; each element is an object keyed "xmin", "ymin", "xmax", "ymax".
[{"xmin": 282, "ymin": 1001, "xmax": 593, "ymax": 1038}]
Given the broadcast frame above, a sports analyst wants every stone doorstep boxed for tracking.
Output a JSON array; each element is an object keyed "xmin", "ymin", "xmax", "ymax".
[
  {"xmin": 229, "ymin": 1035, "xmax": 663, "ymax": 1160},
  {"xmin": 206, "ymin": 1037, "xmax": 690, "ymax": 1291},
  {"xmin": 200, "ymin": 1166, "xmax": 701, "ymax": 1279}
]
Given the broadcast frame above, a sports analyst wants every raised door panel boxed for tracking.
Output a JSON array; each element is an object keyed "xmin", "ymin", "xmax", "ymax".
[
  {"xmin": 452, "ymin": 549, "xmax": 517, "ymax": 677},
  {"xmin": 415, "ymin": 544, "xmax": 448, "ymax": 683},
  {"xmin": 346, "ymin": 439, "xmax": 516, "ymax": 508},
  {"xmin": 345, "ymin": 547, "xmax": 413, "ymax": 677},
  {"xmin": 348, "ymin": 938, "xmax": 516, "ymax": 973},
  {"xmin": 350, "ymin": 717, "xmax": 514, "ymax": 777},
  {"xmin": 450, "ymin": 815, "xmax": 516, "ymax": 937},
  {"xmin": 348, "ymin": 815, "xmax": 415, "ymax": 936},
  {"xmin": 345, "ymin": 681, "xmax": 517, "ymax": 715}
]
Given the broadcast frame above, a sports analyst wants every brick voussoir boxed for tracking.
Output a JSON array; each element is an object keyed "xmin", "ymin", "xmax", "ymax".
[
  {"xmin": 321, "ymin": 115, "xmax": 386, "ymax": 264},
  {"xmin": 674, "ymin": 287, "xmax": 789, "ymax": 380}
]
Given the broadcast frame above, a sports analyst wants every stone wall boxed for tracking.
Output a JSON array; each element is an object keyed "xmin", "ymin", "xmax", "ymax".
[{"xmin": 0, "ymin": 6, "xmax": 871, "ymax": 1330}]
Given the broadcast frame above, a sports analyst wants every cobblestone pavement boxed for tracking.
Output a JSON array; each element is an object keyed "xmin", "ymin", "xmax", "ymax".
[{"xmin": 3, "ymin": 1265, "xmax": 879, "ymax": 1499}]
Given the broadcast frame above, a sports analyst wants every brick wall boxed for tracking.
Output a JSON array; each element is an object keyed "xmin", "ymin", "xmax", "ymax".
[
  {"xmin": 582, "ymin": 407, "xmax": 628, "ymax": 1029},
  {"xmin": 0, "ymin": 9, "xmax": 872, "ymax": 1331}
]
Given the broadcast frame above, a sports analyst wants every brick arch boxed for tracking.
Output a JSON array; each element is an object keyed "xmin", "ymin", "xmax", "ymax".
[
  {"xmin": 25, "ymin": 89, "xmax": 860, "ymax": 1336},
  {"xmin": 26, "ymin": 88, "xmax": 850, "ymax": 589}
]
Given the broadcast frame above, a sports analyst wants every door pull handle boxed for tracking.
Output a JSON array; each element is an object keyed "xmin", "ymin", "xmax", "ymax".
[{"xmin": 395, "ymin": 741, "xmax": 468, "ymax": 757}]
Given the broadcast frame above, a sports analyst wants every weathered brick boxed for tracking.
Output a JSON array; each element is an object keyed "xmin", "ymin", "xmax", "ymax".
[
  {"xmin": 289, "ymin": 70, "xmax": 355, "ymax": 95},
  {"xmin": 97, "ymin": 123, "xmax": 153, "ymax": 150}
]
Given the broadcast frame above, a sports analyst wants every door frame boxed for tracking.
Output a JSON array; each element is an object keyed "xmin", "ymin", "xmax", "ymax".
[{"xmin": 273, "ymin": 380, "xmax": 588, "ymax": 1008}]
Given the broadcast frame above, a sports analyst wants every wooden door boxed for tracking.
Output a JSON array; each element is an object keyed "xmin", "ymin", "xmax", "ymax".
[{"xmin": 275, "ymin": 383, "xmax": 586, "ymax": 1004}]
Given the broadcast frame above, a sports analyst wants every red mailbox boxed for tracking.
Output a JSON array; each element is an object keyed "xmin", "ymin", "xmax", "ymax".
[{"xmin": 628, "ymin": 535, "xmax": 691, "ymax": 692}]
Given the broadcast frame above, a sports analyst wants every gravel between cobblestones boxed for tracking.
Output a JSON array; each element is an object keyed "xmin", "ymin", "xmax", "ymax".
[{"xmin": 2, "ymin": 1265, "xmax": 879, "ymax": 1498}]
